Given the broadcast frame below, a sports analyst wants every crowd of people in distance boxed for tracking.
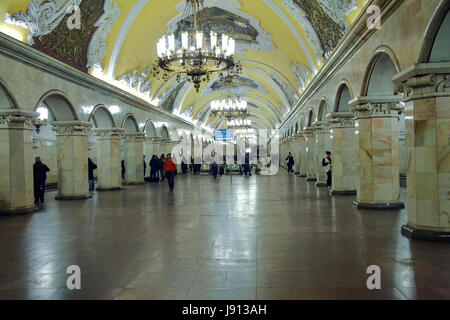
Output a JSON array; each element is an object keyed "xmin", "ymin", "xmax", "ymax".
[{"xmin": 32, "ymin": 151, "xmax": 260, "ymax": 204}]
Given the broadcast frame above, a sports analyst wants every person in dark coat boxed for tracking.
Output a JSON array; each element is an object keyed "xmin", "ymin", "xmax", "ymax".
[
  {"xmin": 243, "ymin": 153, "xmax": 252, "ymax": 176},
  {"xmin": 322, "ymin": 151, "xmax": 332, "ymax": 190},
  {"xmin": 88, "ymin": 157, "xmax": 97, "ymax": 191},
  {"xmin": 159, "ymin": 154, "xmax": 165, "ymax": 181},
  {"xmin": 150, "ymin": 155, "xmax": 159, "ymax": 182},
  {"xmin": 33, "ymin": 157, "xmax": 50, "ymax": 204},
  {"xmin": 143, "ymin": 155, "xmax": 147, "ymax": 177},
  {"xmin": 121, "ymin": 160, "xmax": 125, "ymax": 180},
  {"xmin": 181, "ymin": 157, "xmax": 188, "ymax": 174},
  {"xmin": 285, "ymin": 152, "xmax": 295, "ymax": 173}
]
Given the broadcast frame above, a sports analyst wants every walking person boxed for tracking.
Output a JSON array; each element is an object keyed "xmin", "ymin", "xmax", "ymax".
[
  {"xmin": 322, "ymin": 151, "xmax": 332, "ymax": 191},
  {"xmin": 33, "ymin": 157, "xmax": 50, "ymax": 204},
  {"xmin": 164, "ymin": 153, "xmax": 177, "ymax": 191},
  {"xmin": 285, "ymin": 152, "xmax": 295, "ymax": 173},
  {"xmin": 88, "ymin": 157, "xmax": 98, "ymax": 191}
]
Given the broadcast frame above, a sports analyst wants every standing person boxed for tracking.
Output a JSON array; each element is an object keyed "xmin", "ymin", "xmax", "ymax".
[
  {"xmin": 322, "ymin": 151, "xmax": 332, "ymax": 190},
  {"xmin": 150, "ymin": 155, "xmax": 158, "ymax": 182},
  {"xmin": 181, "ymin": 157, "xmax": 188, "ymax": 174},
  {"xmin": 164, "ymin": 153, "xmax": 177, "ymax": 191},
  {"xmin": 143, "ymin": 155, "xmax": 147, "ymax": 177},
  {"xmin": 159, "ymin": 154, "xmax": 166, "ymax": 181},
  {"xmin": 121, "ymin": 160, "xmax": 125, "ymax": 180},
  {"xmin": 88, "ymin": 157, "xmax": 97, "ymax": 191},
  {"xmin": 285, "ymin": 152, "xmax": 295, "ymax": 173},
  {"xmin": 243, "ymin": 153, "xmax": 252, "ymax": 176},
  {"xmin": 33, "ymin": 157, "xmax": 50, "ymax": 204}
]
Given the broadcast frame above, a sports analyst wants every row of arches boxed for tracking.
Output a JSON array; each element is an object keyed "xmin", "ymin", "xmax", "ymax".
[
  {"xmin": 282, "ymin": 1, "xmax": 450, "ymax": 139},
  {"xmin": 282, "ymin": 48, "xmax": 400, "ymax": 140}
]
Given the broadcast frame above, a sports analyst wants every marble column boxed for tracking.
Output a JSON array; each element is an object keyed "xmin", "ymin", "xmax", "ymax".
[
  {"xmin": 124, "ymin": 132, "xmax": 145, "ymax": 185},
  {"xmin": 327, "ymin": 112, "xmax": 357, "ymax": 195},
  {"xmin": 144, "ymin": 136, "xmax": 158, "ymax": 158},
  {"xmin": 350, "ymin": 97, "xmax": 404, "ymax": 209},
  {"xmin": 393, "ymin": 65, "xmax": 450, "ymax": 241},
  {"xmin": 52, "ymin": 121, "xmax": 92, "ymax": 200},
  {"xmin": 298, "ymin": 132, "xmax": 307, "ymax": 177},
  {"xmin": 0, "ymin": 109, "xmax": 37, "ymax": 214},
  {"xmin": 304, "ymin": 127, "xmax": 316, "ymax": 181},
  {"xmin": 313, "ymin": 121, "xmax": 331, "ymax": 187},
  {"xmin": 94, "ymin": 128, "xmax": 125, "ymax": 191},
  {"xmin": 292, "ymin": 134, "xmax": 301, "ymax": 174}
]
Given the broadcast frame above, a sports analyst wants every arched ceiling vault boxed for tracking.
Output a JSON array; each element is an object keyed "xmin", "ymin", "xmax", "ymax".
[{"xmin": 1, "ymin": 0, "xmax": 368, "ymax": 131}]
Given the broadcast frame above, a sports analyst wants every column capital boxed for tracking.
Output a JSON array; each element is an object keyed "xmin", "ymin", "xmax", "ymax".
[
  {"xmin": 312, "ymin": 120, "xmax": 330, "ymax": 133},
  {"xmin": 125, "ymin": 132, "xmax": 146, "ymax": 141},
  {"xmin": 349, "ymin": 95, "xmax": 403, "ymax": 119},
  {"xmin": 303, "ymin": 126, "xmax": 315, "ymax": 136},
  {"xmin": 93, "ymin": 127, "xmax": 125, "ymax": 139},
  {"xmin": 0, "ymin": 108, "xmax": 38, "ymax": 130},
  {"xmin": 393, "ymin": 62, "xmax": 450, "ymax": 101},
  {"xmin": 51, "ymin": 120, "xmax": 92, "ymax": 136},
  {"xmin": 326, "ymin": 112, "xmax": 355, "ymax": 128}
]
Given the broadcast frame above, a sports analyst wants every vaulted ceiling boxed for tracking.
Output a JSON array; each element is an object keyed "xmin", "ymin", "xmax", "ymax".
[{"xmin": 0, "ymin": 0, "xmax": 368, "ymax": 131}]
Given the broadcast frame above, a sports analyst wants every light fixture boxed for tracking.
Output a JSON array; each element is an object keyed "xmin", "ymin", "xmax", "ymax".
[
  {"xmin": 152, "ymin": 0, "xmax": 242, "ymax": 92},
  {"xmin": 210, "ymin": 75, "xmax": 248, "ymax": 118},
  {"xmin": 228, "ymin": 119, "xmax": 251, "ymax": 128}
]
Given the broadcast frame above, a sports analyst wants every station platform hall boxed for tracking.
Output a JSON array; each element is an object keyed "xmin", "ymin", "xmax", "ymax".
[{"xmin": 0, "ymin": 0, "xmax": 449, "ymax": 301}]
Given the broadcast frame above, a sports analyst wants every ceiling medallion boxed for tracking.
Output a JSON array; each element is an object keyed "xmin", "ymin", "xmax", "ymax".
[{"xmin": 152, "ymin": 0, "xmax": 242, "ymax": 92}]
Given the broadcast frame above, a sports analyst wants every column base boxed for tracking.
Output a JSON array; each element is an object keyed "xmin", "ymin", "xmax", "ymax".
[
  {"xmin": 330, "ymin": 189, "xmax": 357, "ymax": 195},
  {"xmin": 401, "ymin": 224, "xmax": 450, "ymax": 242},
  {"xmin": 55, "ymin": 194, "xmax": 92, "ymax": 200},
  {"xmin": 306, "ymin": 177, "xmax": 317, "ymax": 182},
  {"xmin": 0, "ymin": 205, "xmax": 39, "ymax": 216},
  {"xmin": 96, "ymin": 186, "xmax": 125, "ymax": 192},
  {"xmin": 353, "ymin": 201, "xmax": 405, "ymax": 210},
  {"xmin": 124, "ymin": 181, "xmax": 145, "ymax": 185},
  {"xmin": 316, "ymin": 182, "xmax": 327, "ymax": 187},
  {"xmin": 297, "ymin": 174, "xmax": 307, "ymax": 177}
]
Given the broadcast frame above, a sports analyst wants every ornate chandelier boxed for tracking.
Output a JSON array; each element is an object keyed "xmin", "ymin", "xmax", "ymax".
[
  {"xmin": 211, "ymin": 75, "xmax": 248, "ymax": 117},
  {"xmin": 228, "ymin": 118, "xmax": 252, "ymax": 128},
  {"xmin": 152, "ymin": 0, "xmax": 242, "ymax": 92}
]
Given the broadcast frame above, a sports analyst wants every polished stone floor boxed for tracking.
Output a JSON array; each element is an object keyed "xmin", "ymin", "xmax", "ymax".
[{"xmin": 0, "ymin": 171, "xmax": 449, "ymax": 300}]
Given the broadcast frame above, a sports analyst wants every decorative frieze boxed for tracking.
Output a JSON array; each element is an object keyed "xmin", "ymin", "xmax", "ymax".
[
  {"xmin": 0, "ymin": 109, "xmax": 37, "ymax": 130},
  {"xmin": 393, "ymin": 62, "xmax": 450, "ymax": 100},
  {"xmin": 93, "ymin": 127, "xmax": 125, "ymax": 139},
  {"xmin": 326, "ymin": 112, "xmax": 355, "ymax": 128},
  {"xmin": 51, "ymin": 121, "xmax": 92, "ymax": 136}
]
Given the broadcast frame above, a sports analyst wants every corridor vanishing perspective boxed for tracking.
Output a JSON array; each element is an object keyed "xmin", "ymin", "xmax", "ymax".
[
  {"xmin": 0, "ymin": 173, "xmax": 449, "ymax": 300},
  {"xmin": 0, "ymin": 0, "xmax": 449, "ymax": 304}
]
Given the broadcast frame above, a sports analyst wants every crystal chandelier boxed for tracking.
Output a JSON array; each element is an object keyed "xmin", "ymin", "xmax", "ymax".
[
  {"xmin": 152, "ymin": 0, "xmax": 242, "ymax": 92},
  {"xmin": 228, "ymin": 119, "xmax": 252, "ymax": 128},
  {"xmin": 210, "ymin": 75, "xmax": 248, "ymax": 117}
]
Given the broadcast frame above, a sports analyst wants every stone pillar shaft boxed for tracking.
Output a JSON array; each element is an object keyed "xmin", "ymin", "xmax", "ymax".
[
  {"xmin": 125, "ymin": 133, "xmax": 145, "ymax": 185},
  {"xmin": 351, "ymin": 98, "xmax": 404, "ymax": 209},
  {"xmin": 394, "ymin": 66, "xmax": 450, "ymax": 241},
  {"xmin": 304, "ymin": 127, "xmax": 316, "ymax": 181},
  {"xmin": 94, "ymin": 128, "xmax": 124, "ymax": 191},
  {"xmin": 328, "ymin": 112, "xmax": 357, "ymax": 195},
  {"xmin": 313, "ymin": 121, "xmax": 331, "ymax": 187},
  {"xmin": 0, "ymin": 109, "xmax": 37, "ymax": 214},
  {"xmin": 52, "ymin": 121, "xmax": 92, "ymax": 200},
  {"xmin": 298, "ymin": 134, "xmax": 307, "ymax": 177}
]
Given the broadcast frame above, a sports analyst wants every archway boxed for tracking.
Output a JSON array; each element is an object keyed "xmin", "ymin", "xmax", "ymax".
[
  {"xmin": 143, "ymin": 120, "xmax": 157, "ymax": 137},
  {"xmin": 318, "ymin": 99, "xmax": 329, "ymax": 121},
  {"xmin": 419, "ymin": 4, "xmax": 450, "ymax": 63},
  {"xmin": 160, "ymin": 125, "xmax": 170, "ymax": 139},
  {"xmin": 121, "ymin": 114, "xmax": 139, "ymax": 133},
  {"xmin": 363, "ymin": 51, "xmax": 400, "ymax": 96},
  {"xmin": 0, "ymin": 78, "xmax": 18, "ymax": 109},
  {"xmin": 88, "ymin": 105, "xmax": 115, "ymax": 160},
  {"xmin": 307, "ymin": 109, "xmax": 315, "ymax": 127},
  {"xmin": 334, "ymin": 83, "xmax": 353, "ymax": 112}
]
